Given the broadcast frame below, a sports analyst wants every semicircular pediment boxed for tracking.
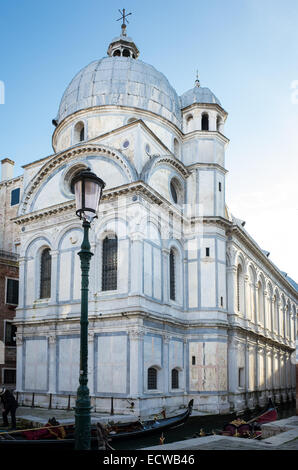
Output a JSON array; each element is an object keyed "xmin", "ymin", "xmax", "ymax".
[{"xmin": 19, "ymin": 144, "xmax": 138, "ymax": 215}]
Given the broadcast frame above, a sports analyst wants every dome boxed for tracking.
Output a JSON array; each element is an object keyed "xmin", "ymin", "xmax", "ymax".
[
  {"xmin": 56, "ymin": 56, "xmax": 181, "ymax": 126},
  {"xmin": 180, "ymin": 86, "xmax": 221, "ymax": 109}
]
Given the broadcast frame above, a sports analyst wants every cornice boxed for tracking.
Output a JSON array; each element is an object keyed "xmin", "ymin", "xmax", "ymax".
[
  {"xmin": 228, "ymin": 225, "xmax": 298, "ymax": 299},
  {"xmin": 13, "ymin": 180, "xmax": 189, "ymax": 225},
  {"xmin": 52, "ymin": 104, "xmax": 184, "ymax": 151},
  {"xmin": 183, "ymin": 129, "xmax": 229, "ymax": 145},
  {"xmin": 187, "ymin": 162, "xmax": 228, "ymax": 174},
  {"xmin": 0, "ymin": 175, "xmax": 23, "ymax": 188},
  {"xmin": 181, "ymin": 101, "xmax": 228, "ymax": 118}
]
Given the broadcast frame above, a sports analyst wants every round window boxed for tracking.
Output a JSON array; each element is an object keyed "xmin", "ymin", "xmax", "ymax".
[
  {"xmin": 145, "ymin": 143, "xmax": 150, "ymax": 154},
  {"xmin": 123, "ymin": 140, "xmax": 130, "ymax": 149}
]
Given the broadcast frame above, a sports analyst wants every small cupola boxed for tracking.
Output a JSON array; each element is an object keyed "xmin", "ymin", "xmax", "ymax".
[{"xmin": 107, "ymin": 9, "xmax": 139, "ymax": 59}]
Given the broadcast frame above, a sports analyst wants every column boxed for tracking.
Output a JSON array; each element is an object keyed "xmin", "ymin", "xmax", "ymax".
[
  {"xmin": 17, "ymin": 257, "xmax": 26, "ymax": 309},
  {"xmin": 162, "ymin": 248, "xmax": 170, "ymax": 304},
  {"xmin": 48, "ymin": 333, "xmax": 56, "ymax": 393},
  {"xmin": 130, "ymin": 234, "xmax": 143, "ymax": 296},
  {"xmin": 227, "ymin": 266, "xmax": 237, "ymax": 315},
  {"xmin": 276, "ymin": 301, "xmax": 281, "ymax": 338},
  {"xmin": 163, "ymin": 334, "xmax": 170, "ymax": 395},
  {"xmin": 253, "ymin": 283, "xmax": 258, "ymax": 325},
  {"xmin": 15, "ymin": 334, "xmax": 24, "ymax": 392},
  {"xmin": 49, "ymin": 250, "xmax": 59, "ymax": 306},
  {"xmin": 129, "ymin": 329, "xmax": 144, "ymax": 398},
  {"xmin": 228, "ymin": 336, "xmax": 238, "ymax": 396}
]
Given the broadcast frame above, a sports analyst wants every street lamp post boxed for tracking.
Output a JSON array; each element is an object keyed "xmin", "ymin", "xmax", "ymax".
[{"xmin": 72, "ymin": 168, "xmax": 105, "ymax": 450}]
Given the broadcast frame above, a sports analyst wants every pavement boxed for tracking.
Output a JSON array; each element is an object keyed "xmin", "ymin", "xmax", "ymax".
[{"xmin": 142, "ymin": 416, "xmax": 298, "ymax": 451}]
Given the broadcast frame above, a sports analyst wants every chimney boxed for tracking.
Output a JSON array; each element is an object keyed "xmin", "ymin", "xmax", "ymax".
[{"xmin": 1, "ymin": 158, "xmax": 14, "ymax": 181}]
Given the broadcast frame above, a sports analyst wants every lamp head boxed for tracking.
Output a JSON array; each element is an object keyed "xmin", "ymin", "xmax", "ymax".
[{"xmin": 71, "ymin": 168, "xmax": 105, "ymax": 222}]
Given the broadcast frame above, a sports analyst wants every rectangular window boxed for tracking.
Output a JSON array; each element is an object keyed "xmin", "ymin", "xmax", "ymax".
[
  {"xmin": 206, "ymin": 247, "xmax": 210, "ymax": 257},
  {"xmin": 6, "ymin": 278, "xmax": 19, "ymax": 305},
  {"xmin": 219, "ymin": 182, "xmax": 222, "ymax": 192},
  {"xmin": 238, "ymin": 367, "xmax": 245, "ymax": 388},
  {"xmin": 192, "ymin": 356, "xmax": 196, "ymax": 365},
  {"xmin": 11, "ymin": 188, "xmax": 20, "ymax": 206},
  {"xmin": 5, "ymin": 321, "xmax": 17, "ymax": 346},
  {"xmin": 3, "ymin": 369, "xmax": 16, "ymax": 385},
  {"xmin": 220, "ymin": 296, "xmax": 223, "ymax": 307}
]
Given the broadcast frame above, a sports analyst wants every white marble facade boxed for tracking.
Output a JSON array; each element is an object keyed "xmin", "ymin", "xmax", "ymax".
[{"xmin": 13, "ymin": 29, "xmax": 297, "ymax": 416}]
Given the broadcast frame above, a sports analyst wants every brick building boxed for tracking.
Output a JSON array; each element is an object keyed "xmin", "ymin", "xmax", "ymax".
[{"xmin": 0, "ymin": 158, "xmax": 22, "ymax": 388}]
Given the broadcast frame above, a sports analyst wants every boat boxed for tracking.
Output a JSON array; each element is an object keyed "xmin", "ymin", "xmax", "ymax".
[
  {"xmin": 220, "ymin": 398, "xmax": 277, "ymax": 439},
  {"xmin": 0, "ymin": 399, "xmax": 194, "ymax": 448}
]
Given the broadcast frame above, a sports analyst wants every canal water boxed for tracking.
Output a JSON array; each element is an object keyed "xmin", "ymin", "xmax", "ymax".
[{"xmin": 111, "ymin": 402, "xmax": 296, "ymax": 450}]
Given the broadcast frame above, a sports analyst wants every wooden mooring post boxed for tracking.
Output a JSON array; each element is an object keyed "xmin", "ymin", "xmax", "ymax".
[
  {"xmin": 31, "ymin": 393, "xmax": 35, "ymax": 408},
  {"xmin": 48, "ymin": 393, "xmax": 52, "ymax": 409},
  {"xmin": 110, "ymin": 397, "xmax": 114, "ymax": 415}
]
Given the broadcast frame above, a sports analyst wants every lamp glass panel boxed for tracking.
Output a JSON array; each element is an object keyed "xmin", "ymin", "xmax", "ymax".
[{"xmin": 74, "ymin": 179, "xmax": 83, "ymax": 212}]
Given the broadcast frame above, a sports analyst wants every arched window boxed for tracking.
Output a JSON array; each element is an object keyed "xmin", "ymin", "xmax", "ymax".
[
  {"xmin": 186, "ymin": 114, "xmax": 194, "ymax": 132},
  {"xmin": 102, "ymin": 235, "xmax": 118, "ymax": 291},
  {"xmin": 236, "ymin": 265, "xmax": 244, "ymax": 313},
  {"xmin": 74, "ymin": 121, "xmax": 85, "ymax": 143},
  {"xmin": 40, "ymin": 248, "xmax": 51, "ymax": 299},
  {"xmin": 201, "ymin": 113, "xmax": 209, "ymax": 131},
  {"xmin": 216, "ymin": 115, "xmax": 222, "ymax": 132},
  {"xmin": 273, "ymin": 295, "xmax": 278, "ymax": 332},
  {"xmin": 173, "ymin": 138, "xmax": 180, "ymax": 157},
  {"xmin": 171, "ymin": 369, "xmax": 179, "ymax": 389},
  {"xmin": 122, "ymin": 48, "xmax": 130, "ymax": 57},
  {"xmin": 169, "ymin": 177, "xmax": 183, "ymax": 205},
  {"xmin": 147, "ymin": 367, "xmax": 157, "ymax": 390},
  {"xmin": 169, "ymin": 249, "xmax": 176, "ymax": 301},
  {"xmin": 113, "ymin": 49, "xmax": 121, "ymax": 56},
  {"xmin": 257, "ymin": 281, "xmax": 264, "ymax": 325}
]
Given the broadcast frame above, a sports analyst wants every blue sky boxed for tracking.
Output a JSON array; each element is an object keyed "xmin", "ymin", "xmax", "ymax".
[{"xmin": 0, "ymin": 0, "xmax": 297, "ymax": 280}]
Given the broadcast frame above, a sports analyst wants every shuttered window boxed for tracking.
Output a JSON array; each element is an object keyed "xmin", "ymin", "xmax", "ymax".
[
  {"xmin": 102, "ymin": 236, "xmax": 117, "ymax": 291},
  {"xmin": 6, "ymin": 278, "xmax": 19, "ymax": 305},
  {"xmin": 40, "ymin": 248, "xmax": 51, "ymax": 299}
]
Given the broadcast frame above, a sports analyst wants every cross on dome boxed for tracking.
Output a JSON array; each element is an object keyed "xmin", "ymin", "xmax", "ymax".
[
  {"xmin": 107, "ymin": 8, "xmax": 139, "ymax": 59},
  {"xmin": 117, "ymin": 8, "xmax": 132, "ymax": 37}
]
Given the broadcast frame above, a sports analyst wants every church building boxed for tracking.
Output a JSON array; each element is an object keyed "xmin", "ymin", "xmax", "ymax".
[{"xmin": 6, "ymin": 22, "xmax": 297, "ymax": 416}]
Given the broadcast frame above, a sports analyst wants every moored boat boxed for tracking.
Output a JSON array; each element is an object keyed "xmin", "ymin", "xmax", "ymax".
[
  {"xmin": 0, "ymin": 399, "xmax": 194, "ymax": 448},
  {"xmin": 220, "ymin": 398, "xmax": 277, "ymax": 439}
]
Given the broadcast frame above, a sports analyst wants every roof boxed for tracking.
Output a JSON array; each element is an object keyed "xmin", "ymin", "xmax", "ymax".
[
  {"xmin": 56, "ymin": 56, "xmax": 181, "ymax": 127},
  {"xmin": 180, "ymin": 86, "xmax": 222, "ymax": 109}
]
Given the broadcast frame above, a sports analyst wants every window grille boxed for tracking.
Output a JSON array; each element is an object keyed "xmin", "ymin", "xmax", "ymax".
[
  {"xmin": 147, "ymin": 367, "xmax": 157, "ymax": 390},
  {"xmin": 170, "ymin": 249, "xmax": 176, "ymax": 301},
  {"xmin": 171, "ymin": 369, "xmax": 179, "ymax": 389},
  {"xmin": 40, "ymin": 248, "xmax": 51, "ymax": 299},
  {"xmin": 102, "ymin": 236, "xmax": 117, "ymax": 291}
]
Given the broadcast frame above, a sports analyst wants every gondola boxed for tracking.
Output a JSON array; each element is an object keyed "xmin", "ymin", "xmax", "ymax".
[
  {"xmin": 0, "ymin": 399, "xmax": 193, "ymax": 448},
  {"xmin": 220, "ymin": 398, "xmax": 277, "ymax": 439}
]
